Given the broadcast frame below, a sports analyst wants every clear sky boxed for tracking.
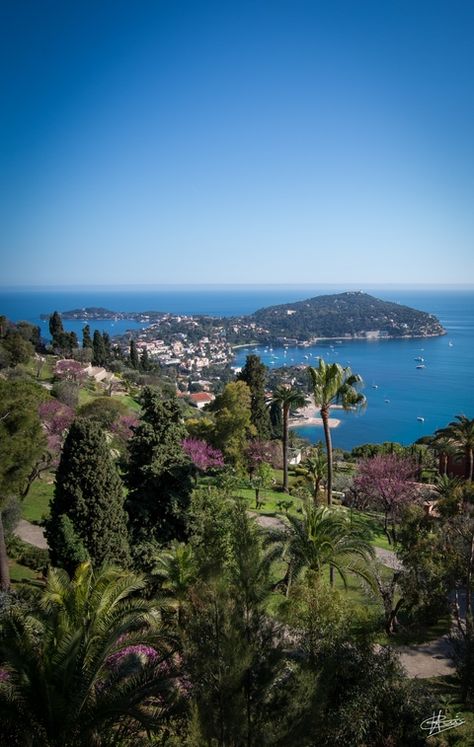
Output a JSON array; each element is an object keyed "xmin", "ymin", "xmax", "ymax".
[{"xmin": 1, "ymin": 0, "xmax": 473, "ymax": 285}]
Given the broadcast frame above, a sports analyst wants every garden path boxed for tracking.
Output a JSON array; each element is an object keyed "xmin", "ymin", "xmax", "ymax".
[{"xmin": 14, "ymin": 519, "xmax": 48, "ymax": 550}]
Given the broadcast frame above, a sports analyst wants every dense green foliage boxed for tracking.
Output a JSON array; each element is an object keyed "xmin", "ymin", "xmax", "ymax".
[
  {"xmin": 1, "ymin": 332, "xmax": 473, "ymax": 744},
  {"xmin": 0, "ymin": 563, "xmax": 182, "ymax": 746},
  {"xmin": 250, "ymin": 290, "xmax": 445, "ymax": 341},
  {"xmin": 237, "ymin": 354, "xmax": 271, "ymax": 438},
  {"xmin": 46, "ymin": 418, "xmax": 130, "ymax": 571},
  {"xmin": 208, "ymin": 381, "xmax": 256, "ymax": 470},
  {"xmin": 48, "ymin": 311, "xmax": 77, "ymax": 355},
  {"xmin": 0, "ymin": 380, "xmax": 46, "ymax": 589},
  {"xmin": 125, "ymin": 387, "xmax": 193, "ymax": 546}
]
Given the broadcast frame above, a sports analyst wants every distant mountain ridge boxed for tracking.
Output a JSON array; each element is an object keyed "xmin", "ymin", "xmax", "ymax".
[{"xmin": 47, "ymin": 290, "xmax": 445, "ymax": 345}]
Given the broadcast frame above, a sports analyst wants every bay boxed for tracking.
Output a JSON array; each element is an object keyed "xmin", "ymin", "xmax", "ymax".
[{"xmin": 1, "ymin": 285, "xmax": 473, "ymax": 449}]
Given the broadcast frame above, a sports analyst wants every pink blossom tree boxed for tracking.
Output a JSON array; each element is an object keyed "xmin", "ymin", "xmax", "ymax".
[
  {"xmin": 54, "ymin": 359, "xmax": 87, "ymax": 382},
  {"xmin": 245, "ymin": 439, "xmax": 280, "ymax": 477},
  {"xmin": 111, "ymin": 414, "xmax": 139, "ymax": 441},
  {"xmin": 39, "ymin": 400, "xmax": 75, "ymax": 456},
  {"xmin": 182, "ymin": 438, "xmax": 224, "ymax": 482},
  {"xmin": 352, "ymin": 454, "xmax": 418, "ymax": 544},
  {"xmin": 19, "ymin": 400, "xmax": 75, "ymax": 499}
]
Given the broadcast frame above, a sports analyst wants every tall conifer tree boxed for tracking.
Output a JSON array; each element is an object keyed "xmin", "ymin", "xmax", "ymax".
[
  {"xmin": 46, "ymin": 418, "xmax": 130, "ymax": 572},
  {"xmin": 129, "ymin": 339, "xmax": 139, "ymax": 369},
  {"xmin": 92, "ymin": 330, "xmax": 107, "ymax": 366},
  {"xmin": 125, "ymin": 387, "xmax": 193, "ymax": 544},
  {"xmin": 237, "ymin": 355, "xmax": 271, "ymax": 439},
  {"xmin": 82, "ymin": 324, "xmax": 92, "ymax": 349},
  {"xmin": 49, "ymin": 311, "xmax": 64, "ymax": 345}
]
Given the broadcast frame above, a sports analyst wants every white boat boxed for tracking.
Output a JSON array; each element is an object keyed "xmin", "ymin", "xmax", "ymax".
[
  {"xmin": 416, "ymin": 364, "xmax": 426, "ymax": 369},
  {"xmin": 448, "ymin": 341, "xmax": 454, "ymax": 347},
  {"xmin": 385, "ymin": 399, "xmax": 390, "ymax": 403},
  {"xmin": 372, "ymin": 384, "xmax": 378, "ymax": 389},
  {"xmin": 417, "ymin": 416, "xmax": 425, "ymax": 422},
  {"xmin": 414, "ymin": 356, "xmax": 424, "ymax": 362}
]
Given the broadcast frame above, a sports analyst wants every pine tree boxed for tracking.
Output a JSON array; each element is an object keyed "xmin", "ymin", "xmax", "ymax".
[
  {"xmin": 92, "ymin": 330, "xmax": 107, "ymax": 366},
  {"xmin": 237, "ymin": 355, "xmax": 271, "ymax": 439},
  {"xmin": 125, "ymin": 387, "xmax": 193, "ymax": 545},
  {"xmin": 46, "ymin": 418, "xmax": 130, "ymax": 572},
  {"xmin": 129, "ymin": 339, "xmax": 139, "ymax": 369},
  {"xmin": 82, "ymin": 324, "xmax": 92, "ymax": 349}
]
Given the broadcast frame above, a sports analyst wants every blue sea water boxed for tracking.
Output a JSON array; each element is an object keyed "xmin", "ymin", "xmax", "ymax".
[{"xmin": 1, "ymin": 285, "xmax": 473, "ymax": 450}]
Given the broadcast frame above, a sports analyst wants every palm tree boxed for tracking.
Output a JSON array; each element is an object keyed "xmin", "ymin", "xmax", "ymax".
[
  {"xmin": 433, "ymin": 474, "xmax": 464, "ymax": 517},
  {"xmin": 308, "ymin": 359, "xmax": 365, "ymax": 506},
  {"xmin": 435, "ymin": 415, "xmax": 474, "ymax": 481},
  {"xmin": 270, "ymin": 502, "xmax": 374, "ymax": 594},
  {"xmin": 0, "ymin": 562, "xmax": 181, "ymax": 745},
  {"xmin": 270, "ymin": 385, "xmax": 308, "ymax": 492},
  {"xmin": 153, "ymin": 541, "xmax": 197, "ymax": 626},
  {"xmin": 428, "ymin": 433, "xmax": 458, "ymax": 476},
  {"xmin": 302, "ymin": 443, "xmax": 326, "ymax": 503}
]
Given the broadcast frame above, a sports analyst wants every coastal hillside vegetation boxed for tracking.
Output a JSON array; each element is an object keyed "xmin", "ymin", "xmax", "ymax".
[{"xmin": 1, "ymin": 318, "xmax": 473, "ymax": 745}]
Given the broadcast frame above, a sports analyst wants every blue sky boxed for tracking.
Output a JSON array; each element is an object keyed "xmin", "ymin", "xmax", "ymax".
[{"xmin": 1, "ymin": 0, "xmax": 473, "ymax": 285}]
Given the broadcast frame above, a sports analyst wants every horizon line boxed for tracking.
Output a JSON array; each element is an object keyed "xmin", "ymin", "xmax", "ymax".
[{"xmin": 1, "ymin": 282, "xmax": 474, "ymax": 290}]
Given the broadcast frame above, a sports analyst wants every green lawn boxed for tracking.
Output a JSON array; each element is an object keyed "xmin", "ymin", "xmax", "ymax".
[
  {"xmin": 20, "ymin": 354, "xmax": 57, "ymax": 382},
  {"xmin": 116, "ymin": 393, "xmax": 141, "ymax": 413},
  {"xmin": 9, "ymin": 559, "xmax": 38, "ymax": 583},
  {"xmin": 234, "ymin": 487, "xmax": 297, "ymax": 514},
  {"xmin": 78, "ymin": 386, "xmax": 99, "ymax": 405},
  {"xmin": 22, "ymin": 479, "xmax": 54, "ymax": 523}
]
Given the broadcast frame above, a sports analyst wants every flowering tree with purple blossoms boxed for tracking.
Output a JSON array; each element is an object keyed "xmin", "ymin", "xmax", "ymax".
[
  {"xmin": 17, "ymin": 399, "xmax": 75, "ymax": 500},
  {"xmin": 54, "ymin": 358, "xmax": 87, "ymax": 382},
  {"xmin": 182, "ymin": 438, "xmax": 224, "ymax": 482},
  {"xmin": 39, "ymin": 399, "xmax": 75, "ymax": 456},
  {"xmin": 352, "ymin": 454, "xmax": 418, "ymax": 545},
  {"xmin": 245, "ymin": 439, "xmax": 280, "ymax": 477},
  {"xmin": 110, "ymin": 414, "xmax": 139, "ymax": 454}
]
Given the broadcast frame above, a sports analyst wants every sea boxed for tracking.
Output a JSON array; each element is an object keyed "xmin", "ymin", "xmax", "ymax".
[{"xmin": 1, "ymin": 285, "xmax": 473, "ymax": 451}]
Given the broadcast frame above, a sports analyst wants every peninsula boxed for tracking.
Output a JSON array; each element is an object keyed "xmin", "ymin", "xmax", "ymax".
[{"xmin": 44, "ymin": 292, "xmax": 445, "ymax": 348}]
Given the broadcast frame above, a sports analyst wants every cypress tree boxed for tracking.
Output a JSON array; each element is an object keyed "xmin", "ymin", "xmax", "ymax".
[
  {"xmin": 102, "ymin": 332, "xmax": 112, "ymax": 364},
  {"xmin": 92, "ymin": 330, "xmax": 107, "ymax": 366},
  {"xmin": 140, "ymin": 346, "xmax": 150, "ymax": 371},
  {"xmin": 69, "ymin": 331, "xmax": 78, "ymax": 350},
  {"xmin": 129, "ymin": 338, "xmax": 139, "ymax": 369},
  {"xmin": 237, "ymin": 355, "xmax": 271, "ymax": 439},
  {"xmin": 82, "ymin": 324, "xmax": 92, "ymax": 349},
  {"xmin": 125, "ymin": 387, "xmax": 193, "ymax": 544},
  {"xmin": 49, "ymin": 311, "xmax": 64, "ymax": 345},
  {"xmin": 48, "ymin": 311, "xmax": 76, "ymax": 354},
  {"xmin": 45, "ymin": 418, "xmax": 130, "ymax": 572}
]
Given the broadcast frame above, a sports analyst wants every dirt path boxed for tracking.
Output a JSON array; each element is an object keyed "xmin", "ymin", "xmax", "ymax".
[
  {"xmin": 14, "ymin": 519, "xmax": 48, "ymax": 550},
  {"xmin": 395, "ymin": 637, "xmax": 455, "ymax": 678}
]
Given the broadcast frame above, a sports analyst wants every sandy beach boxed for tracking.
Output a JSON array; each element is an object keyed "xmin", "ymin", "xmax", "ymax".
[{"xmin": 288, "ymin": 397, "xmax": 341, "ymax": 429}]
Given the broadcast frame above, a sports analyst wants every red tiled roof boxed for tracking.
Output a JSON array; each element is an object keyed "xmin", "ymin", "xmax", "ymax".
[{"xmin": 189, "ymin": 392, "xmax": 214, "ymax": 402}]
